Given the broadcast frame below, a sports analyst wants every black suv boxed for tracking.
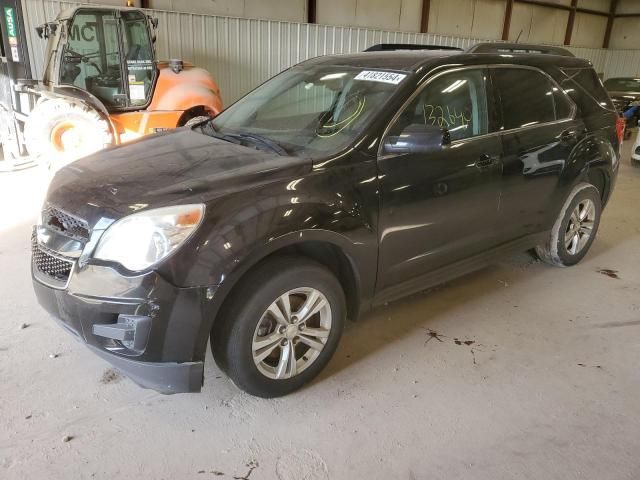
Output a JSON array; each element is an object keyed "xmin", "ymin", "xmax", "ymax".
[{"xmin": 32, "ymin": 43, "xmax": 621, "ymax": 398}]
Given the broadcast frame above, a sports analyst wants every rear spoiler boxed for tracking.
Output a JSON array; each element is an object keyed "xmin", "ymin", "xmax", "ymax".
[
  {"xmin": 466, "ymin": 42, "xmax": 575, "ymax": 57},
  {"xmin": 364, "ymin": 43, "xmax": 463, "ymax": 52}
]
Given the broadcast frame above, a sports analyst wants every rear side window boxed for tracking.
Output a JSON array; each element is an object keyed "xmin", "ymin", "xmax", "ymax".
[
  {"xmin": 561, "ymin": 68, "xmax": 615, "ymax": 114},
  {"xmin": 492, "ymin": 68, "xmax": 573, "ymax": 130}
]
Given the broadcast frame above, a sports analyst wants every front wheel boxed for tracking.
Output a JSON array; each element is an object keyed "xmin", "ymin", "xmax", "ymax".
[
  {"xmin": 212, "ymin": 256, "xmax": 346, "ymax": 398},
  {"xmin": 535, "ymin": 183, "xmax": 602, "ymax": 267}
]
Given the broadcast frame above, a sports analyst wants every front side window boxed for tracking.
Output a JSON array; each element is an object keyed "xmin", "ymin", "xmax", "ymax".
[
  {"xmin": 493, "ymin": 68, "xmax": 573, "ymax": 130},
  {"xmin": 60, "ymin": 10, "xmax": 125, "ymax": 108},
  {"xmin": 121, "ymin": 10, "xmax": 155, "ymax": 106},
  {"xmin": 208, "ymin": 66, "xmax": 407, "ymax": 158},
  {"xmin": 387, "ymin": 68, "xmax": 489, "ymax": 142}
]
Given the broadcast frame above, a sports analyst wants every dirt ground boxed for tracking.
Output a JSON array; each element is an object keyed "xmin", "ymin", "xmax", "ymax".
[{"xmin": 1, "ymin": 140, "xmax": 639, "ymax": 480}]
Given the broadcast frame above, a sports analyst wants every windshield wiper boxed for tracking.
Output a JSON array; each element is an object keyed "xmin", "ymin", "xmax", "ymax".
[
  {"xmin": 198, "ymin": 123, "xmax": 288, "ymax": 155},
  {"xmin": 198, "ymin": 122, "xmax": 243, "ymax": 145},
  {"xmin": 225, "ymin": 131, "xmax": 289, "ymax": 156}
]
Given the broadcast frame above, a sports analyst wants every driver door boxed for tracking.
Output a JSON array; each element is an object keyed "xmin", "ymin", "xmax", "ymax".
[{"xmin": 376, "ymin": 67, "xmax": 503, "ymax": 292}]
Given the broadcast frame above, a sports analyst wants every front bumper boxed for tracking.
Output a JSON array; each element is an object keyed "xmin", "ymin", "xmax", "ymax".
[{"xmin": 32, "ymin": 257, "xmax": 217, "ymax": 394}]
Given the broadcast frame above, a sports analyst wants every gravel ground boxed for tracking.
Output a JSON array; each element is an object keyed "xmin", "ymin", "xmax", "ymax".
[{"xmin": 1, "ymin": 141, "xmax": 639, "ymax": 480}]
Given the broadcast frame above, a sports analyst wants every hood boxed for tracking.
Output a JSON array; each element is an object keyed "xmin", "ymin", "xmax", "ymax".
[{"xmin": 46, "ymin": 128, "xmax": 311, "ymax": 228}]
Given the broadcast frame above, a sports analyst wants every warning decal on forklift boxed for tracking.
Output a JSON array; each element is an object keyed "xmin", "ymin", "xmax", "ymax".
[
  {"xmin": 4, "ymin": 7, "xmax": 20, "ymax": 62},
  {"xmin": 129, "ymin": 83, "xmax": 146, "ymax": 101}
]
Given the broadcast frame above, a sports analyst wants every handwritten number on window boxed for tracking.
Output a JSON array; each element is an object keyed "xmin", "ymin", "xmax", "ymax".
[{"xmin": 423, "ymin": 104, "xmax": 471, "ymax": 130}]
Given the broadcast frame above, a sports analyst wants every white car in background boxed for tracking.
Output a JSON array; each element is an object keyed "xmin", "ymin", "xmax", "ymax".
[{"xmin": 632, "ymin": 126, "xmax": 640, "ymax": 166}]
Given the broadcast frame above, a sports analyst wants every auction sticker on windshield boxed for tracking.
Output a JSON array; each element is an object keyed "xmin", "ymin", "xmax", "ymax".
[{"xmin": 354, "ymin": 70, "xmax": 407, "ymax": 85}]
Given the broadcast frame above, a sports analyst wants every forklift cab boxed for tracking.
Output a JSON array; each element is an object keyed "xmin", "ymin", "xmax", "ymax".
[
  {"xmin": 40, "ymin": 7, "xmax": 157, "ymax": 111},
  {"xmin": 2, "ymin": 3, "xmax": 221, "ymax": 169}
]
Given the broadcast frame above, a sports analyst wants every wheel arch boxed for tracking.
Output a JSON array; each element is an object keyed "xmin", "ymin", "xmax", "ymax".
[
  {"xmin": 564, "ymin": 133, "xmax": 615, "ymax": 207},
  {"xmin": 48, "ymin": 85, "xmax": 110, "ymax": 118},
  {"xmin": 195, "ymin": 231, "xmax": 364, "ymax": 360},
  {"xmin": 177, "ymin": 105, "xmax": 215, "ymax": 126},
  {"xmin": 35, "ymin": 86, "xmax": 118, "ymax": 140},
  {"xmin": 587, "ymin": 166, "xmax": 610, "ymax": 204}
]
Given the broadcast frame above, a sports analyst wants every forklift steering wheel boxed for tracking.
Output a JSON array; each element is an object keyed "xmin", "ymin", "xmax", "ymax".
[{"xmin": 65, "ymin": 48, "xmax": 102, "ymax": 73}]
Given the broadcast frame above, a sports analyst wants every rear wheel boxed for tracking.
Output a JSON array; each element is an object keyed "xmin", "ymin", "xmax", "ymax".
[
  {"xmin": 211, "ymin": 256, "xmax": 346, "ymax": 398},
  {"xmin": 535, "ymin": 183, "xmax": 601, "ymax": 267},
  {"xmin": 24, "ymin": 99, "xmax": 112, "ymax": 170}
]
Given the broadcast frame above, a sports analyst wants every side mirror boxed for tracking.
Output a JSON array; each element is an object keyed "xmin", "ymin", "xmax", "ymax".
[{"xmin": 383, "ymin": 123, "xmax": 450, "ymax": 155}]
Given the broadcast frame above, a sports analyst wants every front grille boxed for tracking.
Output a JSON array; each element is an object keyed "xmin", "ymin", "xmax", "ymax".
[
  {"xmin": 31, "ymin": 234, "xmax": 74, "ymax": 284},
  {"xmin": 43, "ymin": 205, "xmax": 90, "ymax": 241}
]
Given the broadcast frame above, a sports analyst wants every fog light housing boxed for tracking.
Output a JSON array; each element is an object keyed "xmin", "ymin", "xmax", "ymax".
[{"xmin": 93, "ymin": 315, "xmax": 151, "ymax": 354}]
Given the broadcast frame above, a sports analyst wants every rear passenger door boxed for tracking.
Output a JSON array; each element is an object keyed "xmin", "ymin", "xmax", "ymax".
[{"xmin": 491, "ymin": 66, "xmax": 584, "ymax": 242}]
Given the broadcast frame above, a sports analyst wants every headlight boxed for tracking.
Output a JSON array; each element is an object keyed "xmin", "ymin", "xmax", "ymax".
[{"xmin": 93, "ymin": 204, "xmax": 205, "ymax": 271}]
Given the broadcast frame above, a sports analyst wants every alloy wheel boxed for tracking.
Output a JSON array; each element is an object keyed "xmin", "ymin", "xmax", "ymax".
[
  {"xmin": 251, "ymin": 287, "xmax": 332, "ymax": 380},
  {"xmin": 564, "ymin": 199, "xmax": 596, "ymax": 255}
]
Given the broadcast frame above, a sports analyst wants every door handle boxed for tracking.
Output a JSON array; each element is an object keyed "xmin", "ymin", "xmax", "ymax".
[{"xmin": 475, "ymin": 154, "xmax": 498, "ymax": 169}]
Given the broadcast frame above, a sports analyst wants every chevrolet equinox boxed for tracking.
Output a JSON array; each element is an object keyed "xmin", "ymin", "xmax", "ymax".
[{"xmin": 32, "ymin": 43, "xmax": 622, "ymax": 397}]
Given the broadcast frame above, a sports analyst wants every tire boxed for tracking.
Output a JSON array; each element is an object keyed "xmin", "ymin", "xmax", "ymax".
[
  {"xmin": 211, "ymin": 256, "xmax": 346, "ymax": 398},
  {"xmin": 24, "ymin": 99, "xmax": 112, "ymax": 170},
  {"xmin": 535, "ymin": 183, "xmax": 602, "ymax": 267},
  {"xmin": 184, "ymin": 115, "xmax": 212, "ymax": 127}
]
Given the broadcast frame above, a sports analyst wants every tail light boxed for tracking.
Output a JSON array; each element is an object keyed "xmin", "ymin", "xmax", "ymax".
[{"xmin": 616, "ymin": 116, "xmax": 625, "ymax": 144}]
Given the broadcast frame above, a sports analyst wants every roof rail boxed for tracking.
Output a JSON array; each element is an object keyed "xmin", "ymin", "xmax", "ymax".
[
  {"xmin": 466, "ymin": 42, "xmax": 575, "ymax": 57},
  {"xmin": 364, "ymin": 43, "xmax": 463, "ymax": 52}
]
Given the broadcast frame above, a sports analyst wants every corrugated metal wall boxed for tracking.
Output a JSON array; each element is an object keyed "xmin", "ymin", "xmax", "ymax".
[
  {"xmin": 602, "ymin": 50, "xmax": 640, "ymax": 79},
  {"xmin": 21, "ymin": 0, "xmax": 640, "ymax": 105}
]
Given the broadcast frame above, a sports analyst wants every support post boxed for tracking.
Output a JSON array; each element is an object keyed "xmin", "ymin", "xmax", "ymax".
[
  {"xmin": 307, "ymin": 0, "xmax": 316, "ymax": 24},
  {"xmin": 420, "ymin": 0, "xmax": 430, "ymax": 33},
  {"xmin": 564, "ymin": 0, "xmax": 577, "ymax": 45},
  {"xmin": 603, "ymin": 0, "xmax": 618, "ymax": 49},
  {"xmin": 503, "ymin": 0, "xmax": 514, "ymax": 41}
]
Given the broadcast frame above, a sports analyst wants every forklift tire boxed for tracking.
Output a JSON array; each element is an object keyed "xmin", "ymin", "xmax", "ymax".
[{"xmin": 25, "ymin": 99, "xmax": 112, "ymax": 170}]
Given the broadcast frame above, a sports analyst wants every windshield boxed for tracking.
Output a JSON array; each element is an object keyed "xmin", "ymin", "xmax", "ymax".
[
  {"xmin": 206, "ymin": 65, "xmax": 409, "ymax": 158},
  {"xmin": 603, "ymin": 78, "xmax": 640, "ymax": 92}
]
